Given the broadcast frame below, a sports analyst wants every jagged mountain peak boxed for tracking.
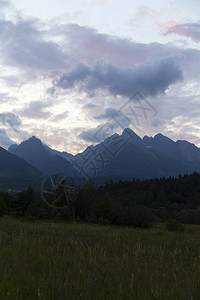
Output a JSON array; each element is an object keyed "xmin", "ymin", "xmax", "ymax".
[
  {"xmin": 25, "ymin": 135, "xmax": 42, "ymax": 145},
  {"xmin": 8, "ymin": 135, "xmax": 76, "ymax": 176},
  {"xmin": 122, "ymin": 128, "xmax": 141, "ymax": 142},
  {"xmin": 8, "ymin": 136, "xmax": 43, "ymax": 152},
  {"xmin": 123, "ymin": 128, "xmax": 138, "ymax": 136},
  {"xmin": 154, "ymin": 133, "xmax": 174, "ymax": 142},
  {"xmin": 176, "ymin": 139, "xmax": 196, "ymax": 147}
]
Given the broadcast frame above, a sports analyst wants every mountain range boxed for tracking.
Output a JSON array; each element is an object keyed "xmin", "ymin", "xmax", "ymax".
[
  {"xmin": 0, "ymin": 128, "xmax": 199, "ymax": 190},
  {"xmin": 72, "ymin": 128, "xmax": 200, "ymax": 179}
]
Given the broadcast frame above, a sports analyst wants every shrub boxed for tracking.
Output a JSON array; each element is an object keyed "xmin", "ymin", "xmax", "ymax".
[
  {"xmin": 166, "ymin": 220, "xmax": 185, "ymax": 232},
  {"xmin": 0, "ymin": 197, "xmax": 6, "ymax": 217},
  {"xmin": 121, "ymin": 206, "xmax": 154, "ymax": 228}
]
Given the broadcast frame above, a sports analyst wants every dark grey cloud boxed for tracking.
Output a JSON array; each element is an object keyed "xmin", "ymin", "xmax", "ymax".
[
  {"xmin": 79, "ymin": 124, "xmax": 104, "ymax": 142},
  {"xmin": 58, "ymin": 63, "xmax": 90, "ymax": 89},
  {"xmin": 0, "ymin": 128, "xmax": 14, "ymax": 149},
  {"xmin": 0, "ymin": 112, "xmax": 21, "ymax": 130},
  {"xmin": 94, "ymin": 107, "xmax": 131, "ymax": 127},
  {"xmin": 164, "ymin": 22, "xmax": 200, "ymax": 42},
  {"xmin": 55, "ymin": 57, "xmax": 183, "ymax": 97},
  {"xmin": 79, "ymin": 121, "xmax": 120, "ymax": 143},
  {"xmin": 94, "ymin": 108, "xmax": 123, "ymax": 119},
  {"xmin": 79, "ymin": 110, "xmax": 131, "ymax": 143}
]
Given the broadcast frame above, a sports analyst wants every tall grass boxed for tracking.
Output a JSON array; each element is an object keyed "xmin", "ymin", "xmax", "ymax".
[{"xmin": 0, "ymin": 218, "xmax": 200, "ymax": 299}]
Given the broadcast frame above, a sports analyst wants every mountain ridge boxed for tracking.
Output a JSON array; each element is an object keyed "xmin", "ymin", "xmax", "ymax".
[
  {"xmin": 0, "ymin": 146, "xmax": 42, "ymax": 178},
  {"xmin": 7, "ymin": 129, "xmax": 200, "ymax": 180},
  {"xmin": 8, "ymin": 136, "xmax": 76, "ymax": 176}
]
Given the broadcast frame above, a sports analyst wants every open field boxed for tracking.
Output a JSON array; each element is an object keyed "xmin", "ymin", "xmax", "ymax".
[{"xmin": 0, "ymin": 218, "xmax": 200, "ymax": 299}]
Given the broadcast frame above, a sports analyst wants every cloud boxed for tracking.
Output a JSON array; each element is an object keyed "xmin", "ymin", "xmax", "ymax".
[
  {"xmin": 54, "ymin": 23, "xmax": 200, "ymax": 81},
  {"xmin": 0, "ymin": 0, "xmax": 9, "ymax": 7},
  {"xmin": 134, "ymin": 6, "xmax": 157, "ymax": 19},
  {"xmin": 151, "ymin": 118, "xmax": 166, "ymax": 127},
  {"xmin": 158, "ymin": 21, "xmax": 178, "ymax": 28},
  {"xmin": 83, "ymin": 103, "xmax": 96, "ymax": 109},
  {"xmin": 79, "ymin": 124, "xmax": 104, "ymax": 142},
  {"xmin": 57, "ymin": 63, "xmax": 90, "ymax": 89},
  {"xmin": 0, "ymin": 112, "xmax": 21, "ymax": 130},
  {"xmin": 87, "ymin": 0, "xmax": 114, "ymax": 5},
  {"xmin": 79, "ymin": 111, "xmax": 131, "ymax": 143},
  {"xmin": 48, "ymin": 23, "xmax": 200, "ymax": 89},
  {"xmin": 19, "ymin": 101, "xmax": 52, "ymax": 119},
  {"xmin": 95, "ymin": 107, "xmax": 131, "ymax": 127},
  {"xmin": 79, "ymin": 123, "xmax": 117, "ymax": 143},
  {"xmin": 164, "ymin": 22, "xmax": 200, "ymax": 42},
  {"xmin": 55, "ymin": 57, "xmax": 183, "ymax": 97},
  {"xmin": 0, "ymin": 93, "xmax": 12, "ymax": 103},
  {"xmin": 50, "ymin": 111, "xmax": 68, "ymax": 122},
  {"xmin": 0, "ymin": 18, "xmax": 199, "ymax": 87},
  {"xmin": 1, "ymin": 72, "xmax": 38, "ymax": 87},
  {"xmin": 94, "ymin": 108, "xmax": 123, "ymax": 119},
  {"xmin": 0, "ymin": 128, "xmax": 14, "ymax": 149},
  {"xmin": 57, "ymin": 23, "xmax": 170, "ymax": 67},
  {"xmin": 0, "ymin": 18, "xmax": 69, "ymax": 73},
  {"xmin": 0, "ymin": 13, "xmax": 199, "ymax": 153}
]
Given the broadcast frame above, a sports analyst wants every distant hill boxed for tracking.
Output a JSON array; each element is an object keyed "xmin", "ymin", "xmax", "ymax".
[{"xmin": 8, "ymin": 136, "xmax": 76, "ymax": 176}]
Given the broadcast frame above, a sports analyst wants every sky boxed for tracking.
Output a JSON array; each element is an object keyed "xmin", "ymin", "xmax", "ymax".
[{"xmin": 0, "ymin": 0, "xmax": 200, "ymax": 153}]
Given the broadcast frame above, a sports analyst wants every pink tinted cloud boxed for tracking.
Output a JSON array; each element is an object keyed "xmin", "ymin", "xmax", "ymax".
[
  {"xmin": 61, "ymin": 24, "xmax": 178, "ymax": 68},
  {"xmin": 163, "ymin": 22, "xmax": 200, "ymax": 42},
  {"xmin": 158, "ymin": 21, "xmax": 178, "ymax": 28}
]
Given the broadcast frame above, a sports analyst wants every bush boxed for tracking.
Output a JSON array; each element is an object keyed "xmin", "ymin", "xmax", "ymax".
[
  {"xmin": 166, "ymin": 220, "xmax": 185, "ymax": 232},
  {"xmin": 121, "ymin": 206, "xmax": 154, "ymax": 228},
  {"xmin": 0, "ymin": 197, "xmax": 6, "ymax": 217}
]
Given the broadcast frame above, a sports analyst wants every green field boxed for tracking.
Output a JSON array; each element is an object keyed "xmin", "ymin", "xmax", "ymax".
[{"xmin": 0, "ymin": 218, "xmax": 200, "ymax": 299}]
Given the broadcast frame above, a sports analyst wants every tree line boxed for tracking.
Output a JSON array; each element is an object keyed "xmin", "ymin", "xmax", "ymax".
[{"xmin": 1, "ymin": 172, "xmax": 200, "ymax": 227}]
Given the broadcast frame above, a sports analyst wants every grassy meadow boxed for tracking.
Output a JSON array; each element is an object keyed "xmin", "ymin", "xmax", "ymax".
[{"xmin": 0, "ymin": 218, "xmax": 200, "ymax": 299}]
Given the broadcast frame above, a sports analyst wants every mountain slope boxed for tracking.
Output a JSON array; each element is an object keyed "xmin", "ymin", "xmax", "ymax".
[
  {"xmin": 43, "ymin": 144, "xmax": 74, "ymax": 161},
  {"xmin": 142, "ymin": 133, "xmax": 200, "ymax": 162},
  {"xmin": 0, "ymin": 146, "xmax": 42, "ymax": 178},
  {"xmin": 8, "ymin": 136, "xmax": 77, "ymax": 176}
]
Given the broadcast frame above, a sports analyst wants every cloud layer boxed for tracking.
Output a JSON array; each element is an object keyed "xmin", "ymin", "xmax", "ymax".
[
  {"xmin": 0, "ymin": 19, "xmax": 68, "ymax": 73},
  {"xmin": 0, "ymin": 2, "xmax": 200, "ymax": 151},
  {"xmin": 0, "ymin": 128, "xmax": 14, "ymax": 148},
  {"xmin": 0, "ymin": 112, "xmax": 21, "ymax": 130}
]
